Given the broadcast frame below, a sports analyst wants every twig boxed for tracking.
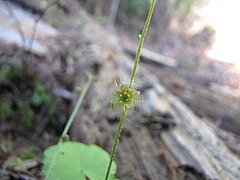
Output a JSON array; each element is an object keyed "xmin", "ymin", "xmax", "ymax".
[
  {"xmin": 4, "ymin": 0, "xmax": 26, "ymax": 49},
  {"xmin": 107, "ymin": 0, "xmax": 120, "ymax": 29}
]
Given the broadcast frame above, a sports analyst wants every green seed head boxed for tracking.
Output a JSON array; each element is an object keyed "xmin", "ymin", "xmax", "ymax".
[{"xmin": 111, "ymin": 83, "xmax": 139, "ymax": 109}]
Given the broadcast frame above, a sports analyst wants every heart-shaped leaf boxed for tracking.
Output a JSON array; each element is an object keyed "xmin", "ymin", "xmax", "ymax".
[{"xmin": 43, "ymin": 142, "xmax": 116, "ymax": 180}]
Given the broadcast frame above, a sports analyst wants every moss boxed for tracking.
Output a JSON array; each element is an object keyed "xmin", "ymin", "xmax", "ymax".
[
  {"xmin": 31, "ymin": 82, "xmax": 51, "ymax": 106},
  {"xmin": 18, "ymin": 102, "xmax": 35, "ymax": 127},
  {"xmin": 0, "ymin": 62, "xmax": 60, "ymax": 131},
  {"xmin": 20, "ymin": 147, "xmax": 40, "ymax": 160},
  {"xmin": 0, "ymin": 99, "xmax": 12, "ymax": 120}
]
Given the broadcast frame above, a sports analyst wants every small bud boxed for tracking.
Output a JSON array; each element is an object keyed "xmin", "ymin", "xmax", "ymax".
[
  {"xmin": 61, "ymin": 134, "xmax": 70, "ymax": 141},
  {"xmin": 111, "ymin": 83, "xmax": 139, "ymax": 109}
]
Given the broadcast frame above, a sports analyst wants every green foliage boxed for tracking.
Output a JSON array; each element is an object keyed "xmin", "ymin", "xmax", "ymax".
[
  {"xmin": 0, "ymin": 62, "xmax": 59, "ymax": 129},
  {"xmin": 32, "ymin": 82, "xmax": 51, "ymax": 106},
  {"xmin": 42, "ymin": 72, "xmax": 106, "ymax": 180},
  {"xmin": 18, "ymin": 101, "xmax": 35, "ymax": 127},
  {"xmin": 0, "ymin": 99, "xmax": 12, "ymax": 120},
  {"xmin": 43, "ymin": 142, "xmax": 117, "ymax": 180}
]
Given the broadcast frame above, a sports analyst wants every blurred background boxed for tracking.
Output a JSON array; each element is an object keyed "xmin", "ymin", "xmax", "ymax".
[
  {"xmin": 0, "ymin": 0, "xmax": 239, "ymax": 179},
  {"xmin": 82, "ymin": 0, "xmax": 240, "ymax": 88}
]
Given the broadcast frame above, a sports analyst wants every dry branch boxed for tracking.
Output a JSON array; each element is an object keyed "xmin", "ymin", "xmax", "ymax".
[{"xmin": 123, "ymin": 43, "xmax": 178, "ymax": 67}]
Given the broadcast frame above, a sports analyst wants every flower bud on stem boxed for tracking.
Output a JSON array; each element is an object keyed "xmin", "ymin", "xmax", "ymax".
[{"xmin": 105, "ymin": 1, "xmax": 157, "ymax": 179}]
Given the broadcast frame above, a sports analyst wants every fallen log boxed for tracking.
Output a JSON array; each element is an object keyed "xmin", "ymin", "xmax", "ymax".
[
  {"xmin": 0, "ymin": 1, "xmax": 60, "ymax": 56},
  {"xmin": 145, "ymin": 67, "xmax": 240, "ymax": 136},
  {"xmin": 123, "ymin": 43, "xmax": 178, "ymax": 67}
]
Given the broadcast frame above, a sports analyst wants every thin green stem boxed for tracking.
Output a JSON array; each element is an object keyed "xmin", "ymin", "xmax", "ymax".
[
  {"xmin": 105, "ymin": 107, "xmax": 126, "ymax": 180},
  {"xmin": 45, "ymin": 72, "xmax": 94, "ymax": 180},
  {"xmin": 129, "ymin": 0, "xmax": 156, "ymax": 89},
  {"xmin": 60, "ymin": 72, "xmax": 94, "ymax": 141},
  {"xmin": 105, "ymin": 1, "xmax": 156, "ymax": 179}
]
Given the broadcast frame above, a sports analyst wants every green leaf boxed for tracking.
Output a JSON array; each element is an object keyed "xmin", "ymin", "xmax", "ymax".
[{"xmin": 43, "ymin": 142, "xmax": 117, "ymax": 180}]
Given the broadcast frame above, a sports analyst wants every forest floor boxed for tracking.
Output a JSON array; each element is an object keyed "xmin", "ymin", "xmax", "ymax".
[{"xmin": 0, "ymin": 1, "xmax": 240, "ymax": 179}]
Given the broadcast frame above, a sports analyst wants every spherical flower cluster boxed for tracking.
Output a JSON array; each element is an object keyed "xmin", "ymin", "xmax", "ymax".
[{"xmin": 111, "ymin": 83, "xmax": 139, "ymax": 109}]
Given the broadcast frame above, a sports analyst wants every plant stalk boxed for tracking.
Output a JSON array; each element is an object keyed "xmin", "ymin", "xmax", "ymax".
[
  {"xmin": 60, "ymin": 72, "xmax": 94, "ymax": 141},
  {"xmin": 129, "ymin": 0, "xmax": 156, "ymax": 89},
  {"xmin": 45, "ymin": 72, "xmax": 94, "ymax": 180},
  {"xmin": 105, "ymin": 1, "xmax": 156, "ymax": 179},
  {"xmin": 105, "ymin": 108, "xmax": 126, "ymax": 180}
]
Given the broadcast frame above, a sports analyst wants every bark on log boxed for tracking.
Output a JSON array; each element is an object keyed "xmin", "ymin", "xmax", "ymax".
[
  {"xmin": 123, "ymin": 43, "xmax": 178, "ymax": 67},
  {"xmin": 146, "ymin": 67, "xmax": 240, "ymax": 136}
]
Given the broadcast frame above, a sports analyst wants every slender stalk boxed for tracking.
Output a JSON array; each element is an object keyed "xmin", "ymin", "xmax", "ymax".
[
  {"xmin": 105, "ymin": 1, "xmax": 156, "ymax": 179},
  {"xmin": 60, "ymin": 72, "xmax": 94, "ymax": 140},
  {"xmin": 105, "ymin": 108, "xmax": 126, "ymax": 180},
  {"xmin": 129, "ymin": 0, "xmax": 156, "ymax": 89},
  {"xmin": 45, "ymin": 72, "xmax": 94, "ymax": 180}
]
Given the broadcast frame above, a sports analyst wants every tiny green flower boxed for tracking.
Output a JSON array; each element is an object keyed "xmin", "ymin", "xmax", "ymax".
[{"xmin": 111, "ymin": 83, "xmax": 139, "ymax": 109}]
